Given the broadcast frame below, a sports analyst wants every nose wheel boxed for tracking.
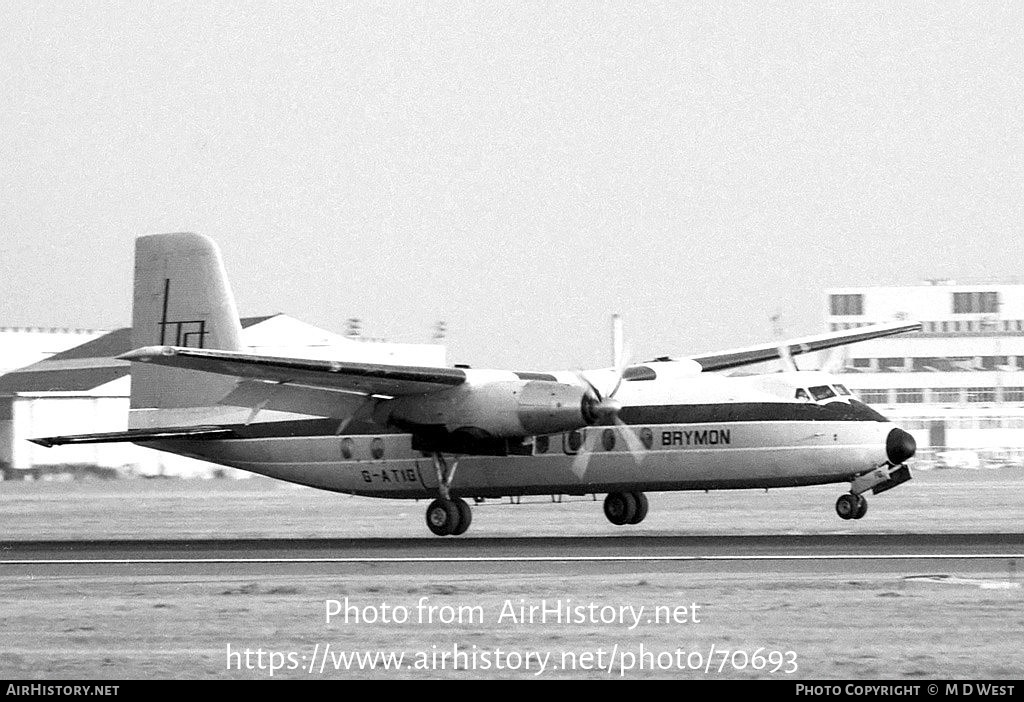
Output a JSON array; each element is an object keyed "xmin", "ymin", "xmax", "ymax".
[{"xmin": 835, "ymin": 492, "xmax": 868, "ymax": 520}]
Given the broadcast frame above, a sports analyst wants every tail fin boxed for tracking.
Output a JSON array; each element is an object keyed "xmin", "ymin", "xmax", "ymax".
[{"xmin": 129, "ymin": 233, "xmax": 244, "ymax": 417}]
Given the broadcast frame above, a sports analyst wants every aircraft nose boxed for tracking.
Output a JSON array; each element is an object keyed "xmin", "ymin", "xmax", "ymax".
[{"xmin": 886, "ymin": 427, "xmax": 917, "ymax": 464}]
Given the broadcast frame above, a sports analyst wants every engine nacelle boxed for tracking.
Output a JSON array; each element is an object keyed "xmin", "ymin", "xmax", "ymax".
[{"xmin": 384, "ymin": 380, "xmax": 595, "ymax": 439}]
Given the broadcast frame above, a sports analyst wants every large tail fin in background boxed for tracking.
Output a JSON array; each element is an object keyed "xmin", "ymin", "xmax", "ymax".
[{"xmin": 129, "ymin": 233, "xmax": 244, "ymax": 420}]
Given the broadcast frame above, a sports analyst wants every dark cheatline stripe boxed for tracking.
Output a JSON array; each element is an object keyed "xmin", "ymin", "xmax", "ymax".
[
  {"xmin": 199, "ymin": 400, "xmax": 888, "ymax": 442},
  {"xmin": 618, "ymin": 400, "xmax": 888, "ymax": 425}
]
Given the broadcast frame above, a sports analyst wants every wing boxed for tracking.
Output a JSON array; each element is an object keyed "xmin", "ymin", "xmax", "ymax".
[
  {"xmin": 667, "ymin": 321, "xmax": 922, "ymax": 372},
  {"xmin": 118, "ymin": 346, "xmax": 467, "ymax": 397}
]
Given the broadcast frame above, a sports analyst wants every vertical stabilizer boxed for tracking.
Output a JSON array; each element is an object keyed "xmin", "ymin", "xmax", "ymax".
[{"xmin": 130, "ymin": 233, "xmax": 244, "ymax": 415}]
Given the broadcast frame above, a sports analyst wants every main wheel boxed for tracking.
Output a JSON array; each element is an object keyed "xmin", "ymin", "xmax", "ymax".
[
  {"xmin": 627, "ymin": 492, "xmax": 649, "ymax": 525},
  {"xmin": 853, "ymin": 495, "xmax": 868, "ymax": 520},
  {"xmin": 603, "ymin": 492, "xmax": 638, "ymax": 526},
  {"xmin": 425, "ymin": 498, "xmax": 461, "ymax": 536},
  {"xmin": 835, "ymin": 493, "xmax": 859, "ymax": 520},
  {"xmin": 452, "ymin": 498, "xmax": 473, "ymax": 535}
]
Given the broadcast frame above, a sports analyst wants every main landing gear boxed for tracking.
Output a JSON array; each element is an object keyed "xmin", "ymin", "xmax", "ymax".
[
  {"xmin": 425, "ymin": 496, "xmax": 472, "ymax": 536},
  {"xmin": 603, "ymin": 491, "xmax": 649, "ymax": 526},
  {"xmin": 424, "ymin": 452, "xmax": 473, "ymax": 536}
]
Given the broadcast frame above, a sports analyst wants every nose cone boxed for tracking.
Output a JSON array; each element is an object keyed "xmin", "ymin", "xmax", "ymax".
[{"xmin": 886, "ymin": 427, "xmax": 917, "ymax": 464}]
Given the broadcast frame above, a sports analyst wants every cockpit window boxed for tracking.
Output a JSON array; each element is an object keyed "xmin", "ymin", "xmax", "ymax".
[
  {"xmin": 809, "ymin": 385, "xmax": 836, "ymax": 401},
  {"xmin": 795, "ymin": 388, "xmax": 810, "ymax": 401},
  {"xmin": 834, "ymin": 384, "xmax": 852, "ymax": 396}
]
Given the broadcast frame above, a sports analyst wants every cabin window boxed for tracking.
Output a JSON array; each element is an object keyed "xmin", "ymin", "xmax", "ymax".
[
  {"xmin": 534, "ymin": 435, "xmax": 550, "ymax": 454},
  {"xmin": 566, "ymin": 430, "xmax": 583, "ymax": 452},
  {"xmin": 795, "ymin": 388, "xmax": 810, "ymax": 401},
  {"xmin": 370, "ymin": 437, "xmax": 385, "ymax": 459},
  {"xmin": 602, "ymin": 428, "xmax": 616, "ymax": 451},
  {"xmin": 809, "ymin": 385, "xmax": 836, "ymax": 401},
  {"xmin": 623, "ymin": 366, "xmax": 658, "ymax": 381},
  {"xmin": 834, "ymin": 384, "xmax": 852, "ymax": 396},
  {"xmin": 640, "ymin": 427, "xmax": 654, "ymax": 449},
  {"xmin": 341, "ymin": 437, "xmax": 355, "ymax": 460}
]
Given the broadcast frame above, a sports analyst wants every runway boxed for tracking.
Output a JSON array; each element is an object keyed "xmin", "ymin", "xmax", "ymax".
[{"xmin": 2, "ymin": 533, "xmax": 1021, "ymax": 576}]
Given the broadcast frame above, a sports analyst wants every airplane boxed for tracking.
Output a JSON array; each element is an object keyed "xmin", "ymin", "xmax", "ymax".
[{"xmin": 32, "ymin": 233, "xmax": 921, "ymax": 536}]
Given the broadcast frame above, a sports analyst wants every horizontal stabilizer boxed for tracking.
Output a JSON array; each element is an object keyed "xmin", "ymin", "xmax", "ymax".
[{"xmin": 30, "ymin": 425, "xmax": 235, "ymax": 448}]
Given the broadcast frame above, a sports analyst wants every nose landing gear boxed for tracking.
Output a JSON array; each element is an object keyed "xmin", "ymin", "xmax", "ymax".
[{"xmin": 835, "ymin": 462, "xmax": 913, "ymax": 521}]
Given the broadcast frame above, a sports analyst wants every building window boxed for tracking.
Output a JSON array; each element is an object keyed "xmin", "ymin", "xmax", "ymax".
[
  {"xmin": 830, "ymin": 294, "xmax": 864, "ymax": 316},
  {"xmin": 896, "ymin": 389, "xmax": 924, "ymax": 404},
  {"xmin": 857, "ymin": 389, "xmax": 889, "ymax": 403},
  {"xmin": 1003, "ymin": 387, "xmax": 1024, "ymax": 402},
  {"xmin": 953, "ymin": 291, "xmax": 999, "ymax": 314},
  {"xmin": 980, "ymin": 356, "xmax": 1009, "ymax": 371},
  {"xmin": 932, "ymin": 388, "xmax": 961, "ymax": 403},
  {"xmin": 967, "ymin": 388, "xmax": 996, "ymax": 403},
  {"xmin": 879, "ymin": 357, "xmax": 906, "ymax": 372},
  {"xmin": 914, "ymin": 357, "xmax": 949, "ymax": 372}
]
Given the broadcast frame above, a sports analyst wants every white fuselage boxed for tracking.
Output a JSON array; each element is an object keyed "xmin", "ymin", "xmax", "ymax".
[{"xmin": 150, "ymin": 370, "xmax": 901, "ymax": 499}]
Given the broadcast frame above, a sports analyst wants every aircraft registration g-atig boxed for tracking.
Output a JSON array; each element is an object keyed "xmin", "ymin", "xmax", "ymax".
[{"xmin": 33, "ymin": 233, "xmax": 921, "ymax": 536}]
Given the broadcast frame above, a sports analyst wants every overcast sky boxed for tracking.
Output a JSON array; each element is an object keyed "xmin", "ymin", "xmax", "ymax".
[{"xmin": 2, "ymin": 2, "xmax": 1022, "ymax": 369}]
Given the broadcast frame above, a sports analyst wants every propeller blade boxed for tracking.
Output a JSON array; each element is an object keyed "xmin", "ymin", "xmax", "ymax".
[
  {"xmin": 820, "ymin": 346, "xmax": 846, "ymax": 374},
  {"xmin": 613, "ymin": 416, "xmax": 646, "ymax": 464},
  {"xmin": 571, "ymin": 429, "xmax": 597, "ymax": 479},
  {"xmin": 778, "ymin": 343, "xmax": 798, "ymax": 372}
]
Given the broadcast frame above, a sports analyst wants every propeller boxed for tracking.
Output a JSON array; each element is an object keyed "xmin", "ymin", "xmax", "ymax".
[
  {"xmin": 571, "ymin": 342, "xmax": 647, "ymax": 478},
  {"xmin": 777, "ymin": 343, "xmax": 799, "ymax": 372}
]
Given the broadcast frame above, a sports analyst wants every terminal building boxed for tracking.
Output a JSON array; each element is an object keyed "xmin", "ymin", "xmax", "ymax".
[{"xmin": 826, "ymin": 282, "xmax": 1024, "ymax": 467}]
